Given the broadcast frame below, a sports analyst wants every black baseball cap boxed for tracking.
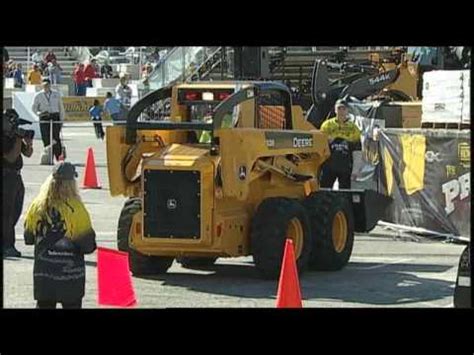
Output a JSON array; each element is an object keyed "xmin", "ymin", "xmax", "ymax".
[{"xmin": 52, "ymin": 162, "xmax": 78, "ymax": 181}]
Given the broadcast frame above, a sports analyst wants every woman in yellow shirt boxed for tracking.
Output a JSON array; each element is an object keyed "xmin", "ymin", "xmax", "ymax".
[{"xmin": 27, "ymin": 64, "xmax": 43, "ymax": 85}]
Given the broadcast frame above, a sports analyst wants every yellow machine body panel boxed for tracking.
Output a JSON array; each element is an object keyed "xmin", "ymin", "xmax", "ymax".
[{"xmin": 106, "ymin": 125, "xmax": 188, "ymax": 197}]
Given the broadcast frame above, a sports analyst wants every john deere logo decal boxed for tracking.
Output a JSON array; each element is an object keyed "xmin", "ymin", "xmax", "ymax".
[
  {"xmin": 167, "ymin": 199, "xmax": 177, "ymax": 210},
  {"xmin": 239, "ymin": 166, "xmax": 247, "ymax": 180}
]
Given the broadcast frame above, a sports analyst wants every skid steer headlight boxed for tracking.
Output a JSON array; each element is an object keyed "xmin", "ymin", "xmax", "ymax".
[{"xmin": 202, "ymin": 92, "xmax": 214, "ymax": 101}]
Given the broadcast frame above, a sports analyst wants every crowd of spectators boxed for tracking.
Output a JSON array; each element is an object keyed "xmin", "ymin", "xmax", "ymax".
[{"xmin": 3, "ymin": 47, "xmax": 170, "ymax": 98}]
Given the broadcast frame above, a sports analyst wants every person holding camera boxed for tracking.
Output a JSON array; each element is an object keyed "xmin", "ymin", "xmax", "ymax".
[
  {"xmin": 3, "ymin": 109, "xmax": 34, "ymax": 258},
  {"xmin": 32, "ymin": 78, "xmax": 65, "ymax": 164}
]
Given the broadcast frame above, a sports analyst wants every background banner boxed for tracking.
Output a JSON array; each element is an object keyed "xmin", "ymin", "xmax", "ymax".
[
  {"xmin": 62, "ymin": 96, "xmax": 111, "ymax": 121},
  {"xmin": 378, "ymin": 128, "xmax": 470, "ymax": 237}
]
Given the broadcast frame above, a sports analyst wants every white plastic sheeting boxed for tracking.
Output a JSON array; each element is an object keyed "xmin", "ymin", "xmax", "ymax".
[{"xmin": 12, "ymin": 92, "xmax": 42, "ymax": 140}]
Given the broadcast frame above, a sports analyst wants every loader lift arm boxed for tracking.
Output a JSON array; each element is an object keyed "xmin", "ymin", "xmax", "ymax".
[{"xmin": 305, "ymin": 59, "xmax": 400, "ymax": 128}]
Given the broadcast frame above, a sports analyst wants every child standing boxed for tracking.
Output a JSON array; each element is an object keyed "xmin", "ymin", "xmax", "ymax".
[{"xmin": 89, "ymin": 99, "xmax": 105, "ymax": 140}]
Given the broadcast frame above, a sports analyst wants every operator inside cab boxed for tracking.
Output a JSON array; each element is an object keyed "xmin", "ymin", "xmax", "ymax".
[
  {"xmin": 187, "ymin": 104, "xmax": 214, "ymax": 144},
  {"xmin": 189, "ymin": 105, "xmax": 235, "ymax": 144},
  {"xmin": 319, "ymin": 99, "xmax": 361, "ymax": 189}
]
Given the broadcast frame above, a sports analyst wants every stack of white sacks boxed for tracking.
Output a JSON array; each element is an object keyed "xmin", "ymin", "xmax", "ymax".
[{"xmin": 422, "ymin": 70, "xmax": 470, "ymax": 125}]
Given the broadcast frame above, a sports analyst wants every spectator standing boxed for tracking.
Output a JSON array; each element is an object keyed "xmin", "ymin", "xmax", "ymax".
[
  {"xmin": 31, "ymin": 49, "xmax": 43, "ymax": 67},
  {"xmin": 12, "ymin": 63, "xmax": 24, "ymax": 88},
  {"xmin": 44, "ymin": 50, "xmax": 57, "ymax": 65},
  {"xmin": 31, "ymin": 79, "xmax": 66, "ymax": 163},
  {"xmin": 89, "ymin": 99, "xmax": 105, "ymax": 140},
  {"xmin": 84, "ymin": 59, "xmax": 98, "ymax": 88},
  {"xmin": 101, "ymin": 61, "xmax": 113, "ymax": 78},
  {"xmin": 23, "ymin": 162, "xmax": 97, "ymax": 309},
  {"xmin": 115, "ymin": 75, "xmax": 133, "ymax": 110},
  {"xmin": 27, "ymin": 64, "xmax": 43, "ymax": 85},
  {"xmin": 104, "ymin": 92, "xmax": 122, "ymax": 123},
  {"xmin": 72, "ymin": 63, "xmax": 86, "ymax": 96},
  {"xmin": 3, "ymin": 109, "xmax": 34, "ymax": 258},
  {"xmin": 92, "ymin": 59, "xmax": 100, "ymax": 77},
  {"xmin": 47, "ymin": 59, "xmax": 63, "ymax": 84}
]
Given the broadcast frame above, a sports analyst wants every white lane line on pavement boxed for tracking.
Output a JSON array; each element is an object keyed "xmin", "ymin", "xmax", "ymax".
[{"xmin": 350, "ymin": 258, "xmax": 412, "ymax": 270}]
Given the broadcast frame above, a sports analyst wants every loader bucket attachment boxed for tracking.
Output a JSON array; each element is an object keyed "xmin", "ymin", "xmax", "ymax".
[{"xmin": 321, "ymin": 189, "xmax": 393, "ymax": 233}]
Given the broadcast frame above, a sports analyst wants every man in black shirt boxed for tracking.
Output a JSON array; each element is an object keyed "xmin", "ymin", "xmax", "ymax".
[{"xmin": 3, "ymin": 109, "xmax": 34, "ymax": 258}]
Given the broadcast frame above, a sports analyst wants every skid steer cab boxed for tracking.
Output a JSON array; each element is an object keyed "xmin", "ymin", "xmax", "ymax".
[{"xmin": 106, "ymin": 81, "xmax": 391, "ymax": 279}]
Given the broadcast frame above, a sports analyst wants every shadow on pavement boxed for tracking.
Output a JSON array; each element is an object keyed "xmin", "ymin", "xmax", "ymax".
[{"xmin": 135, "ymin": 260, "xmax": 456, "ymax": 306}]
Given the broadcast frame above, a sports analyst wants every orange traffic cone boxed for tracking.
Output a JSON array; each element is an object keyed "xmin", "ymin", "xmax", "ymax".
[
  {"xmin": 97, "ymin": 247, "xmax": 137, "ymax": 308},
  {"xmin": 276, "ymin": 239, "xmax": 303, "ymax": 308},
  {"xmin": 82, "ymin": 147, "xmax": 101, "ymax": 189}
]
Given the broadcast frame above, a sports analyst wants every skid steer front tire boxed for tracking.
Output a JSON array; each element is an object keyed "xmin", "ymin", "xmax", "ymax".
[
  {"xmin": 303, "ymin": 191, "xmax": 355, "ymax": 271},
  {"xmin": 251, "ymin": 197, "xmax": 312, "ymax": 280},
  {"xmin": 117, "ymin": 198, "xmax": 142, "ymax": 253},
  {"xmin": 117, "ymin": 197, "xmax": 174, "ymax": 276}
]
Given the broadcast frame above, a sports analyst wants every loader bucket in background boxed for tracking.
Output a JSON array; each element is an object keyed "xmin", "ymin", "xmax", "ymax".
[{"xmin": 321, "ymin": 188, "xmax": 393, "ymax": 233}]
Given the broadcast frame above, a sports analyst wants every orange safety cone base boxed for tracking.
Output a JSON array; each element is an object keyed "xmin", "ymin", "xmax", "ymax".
[{"xmin": 276, "ymin": 239, "xmax": 303, "ymax": 308}]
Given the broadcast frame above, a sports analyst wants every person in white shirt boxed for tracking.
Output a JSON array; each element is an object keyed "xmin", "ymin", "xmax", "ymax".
[
  {"xmin": 32, "ymin": 78, "xmax": 66, "ymax": 162},
  {"xmin": 115, "ymin": 74, "xmax": 132, "ymax": 109},
  {"xmin": 31, "ymin": 50, "xmax": 45, "ymax": 71}
]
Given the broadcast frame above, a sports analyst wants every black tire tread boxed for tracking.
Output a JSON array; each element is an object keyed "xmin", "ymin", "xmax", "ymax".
[
  {"xmin": 302, "ymin": 191, "xmax": 355, "ymax": 271},
  {"xmin": 116, "ymin": 197, "xmax": 174, "ymax": 275},
  {"xmin": 251, "ymin": 197, "xmax": 312, "ymax": 279}
]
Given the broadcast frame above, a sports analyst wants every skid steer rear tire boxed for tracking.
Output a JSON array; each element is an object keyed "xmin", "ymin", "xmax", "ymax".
[
  {"xmin": 176, "ymin": 257, "xmax": 218, "ymax": 268},
  {"xmin": 251, "ymin": 197, "xmax": 312, "ymax": 280},
  {"xmin": 117, "ymin": 197, "xmax": 174, "ymax": 276},
  {"xmin": 303, "ymin": 191, "xmax": 354, "ymax": 271}
]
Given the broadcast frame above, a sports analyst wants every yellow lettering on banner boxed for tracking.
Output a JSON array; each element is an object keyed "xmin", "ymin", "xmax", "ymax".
[
  {"xmin": 383, "ymin": 146, "xmax": 394, "ymax": 196},
  {"xmin": 446, "ymin": 165, "xmax": 457, "ymax": 179},
  {"xmin": 458, "ymin": 143, "xmax": 470, "ymax": 168},
  {"xmin": 62, "ymin": 97, "xmax": 111, "ymax": 121},
  {"xmin": 400, "ymin": 134, "xmax": 426, "ymax": 196}
]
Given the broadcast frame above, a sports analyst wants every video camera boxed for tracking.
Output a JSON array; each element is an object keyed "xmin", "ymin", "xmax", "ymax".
[{"xmin": 3, "ymin": 109, "xmax": 35, "ymax": 140}]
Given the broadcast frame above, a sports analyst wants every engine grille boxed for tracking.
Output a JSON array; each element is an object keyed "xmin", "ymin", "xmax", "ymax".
[{"xmin": 144, "ymin": 169, "xmax": 201, "ymax": 239}]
